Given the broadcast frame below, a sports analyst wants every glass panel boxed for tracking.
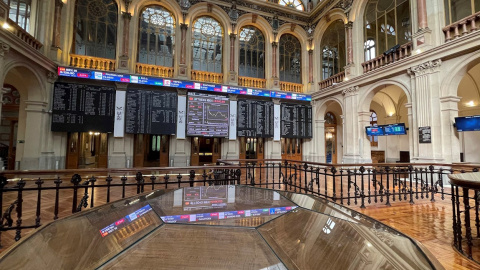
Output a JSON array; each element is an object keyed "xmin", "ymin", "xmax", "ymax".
[
  {"xmin": 258, "ymin": 209, "xmax": 435, "ymax": 270},
  {"xmin": 137, "ymin": 5, "xmax": 176, "ymax": 67},
  {"xmin": 386, "ymin": 9, "xmax": 397, "ymax": 49},
  {"xmin": 278, "ymin": 0, "xmax": 305, "ymax": 10},
  {"xmin": 451, "ymin": 0, "xmax": 472, "ymax": 22},
  {"xmin": 321, "ymin": 20, "xmax": 345, "ymax": 79},
  {"xmin": 238, "ymin": 26, "xmax": 265, "ymax": 78},
  {"xmin": 102, "ymin": 225, "xmax": 286, "ymax": 269},
  {"xmin": 192, "ymin": 16, "xmax": 223, "ymax": 73},
  {"xmin": 150, "ymin": 186, "xmax": 297, "ymax": 227},
  {"xmin": 74, "ymin": 0, "xmax": 118, "ymax": 59},
  {"xmin": 0, "ymin": 196, "xmax": 164, "ymax": 269},
  {"xmin": 397, "ymin": 1, "xmax": 411, "ymax": 44},
  {"xmin": 377, "ymin": 16, "xmax": 386, "ymax": 55},
  {"xmin": 279, "ymin": 34, "xmax": 302, "ymax": 83}
]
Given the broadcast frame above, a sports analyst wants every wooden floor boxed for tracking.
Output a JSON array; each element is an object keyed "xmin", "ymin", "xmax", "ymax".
[{"xmin": 1, "ymin": 179, "xmax": 480, "ymax": 269}]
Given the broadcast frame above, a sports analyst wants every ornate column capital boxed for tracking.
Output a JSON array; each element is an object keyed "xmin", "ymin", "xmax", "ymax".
[
  {"xmin": 55, "ymin": 0, "xmax": 64, "ymax": 8},
  {"xmin": 345, "ymin": 21, "xmax": 353, "ymax": 29},
  {"xmin": 342, "ymin": 86, "xmax": 359, "ymax": 96},
  {"xmin": 272, "ymin": 41, "xmax": 278, "ymax": 48},
  {"xmin": 272, "ymin": 98, "xmax": 281, "ymax": 105},
  {"xmin": 408, "ymin": 59, "xmax": 442, "ymax": 76},
  {"xmin": 47, "ymin": 71, "xmax": 58, "ymax": 84},
  {"xmin": 308, "ymin": 49, "xmax": 313, "ymax": 55},
  {"xmin": 228, "ymin": 94, "xmax": 238, "ymax": 101},
  {"xmin": 180, "ymin": 23, "xmax": 188, "ymax": 30},
  {"xmin": 229, "ymin": 33, "xmax": 237, "ymax": 40},
  {"xmin": 122, "ymin": 11, "xmax": 132, "ymax": 20},
  {"xmin": 0, "ymin": 42, "xmax": 10, "ymax": 57},
  {"xmin": 177, "ymin": 88, "xmax": 188, "ymax": 96}
]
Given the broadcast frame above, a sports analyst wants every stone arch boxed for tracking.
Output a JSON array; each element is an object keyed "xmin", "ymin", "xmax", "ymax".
[
  {"xmin": 130, "ymin": 0, "xmax": 182, "ymax": 20},
  {"xmin": 315, "ymin": 97, "xmax": 344, "ymax": 120},
  {"xmin": 358, "ymin": 79, "xmax": 412, "ymax": 113},
  {"xmin": 2, "ymin": 60, "xmax": 47, "ymax": 102},
  {"xmin": 276, "ymin": 25, "xmax": 309, "ymax": 87},
  {"xmin": 440, "ymin": 51, "xmax": 480, "ymax": 98}
]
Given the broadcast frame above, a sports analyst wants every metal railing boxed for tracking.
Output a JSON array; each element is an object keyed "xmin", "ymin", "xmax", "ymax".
[{"xmin": 1, "ymin": 159, "xmax": 479, "ymax": 251}]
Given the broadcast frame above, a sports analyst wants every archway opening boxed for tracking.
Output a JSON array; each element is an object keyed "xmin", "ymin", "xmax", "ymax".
[
  {"xmin": 368, "ymin": 85, "xmax": 410, "ymax": 163},
  {"xmin": 456, "ymin": 62, "xmax": 480, "ymax": 163},
  {"xmin": 0, "ymin": 84, "xmax": 20, "ymax": 170},
  {"xmin": 321, "ymin": 100, "xmax": 343, "ymax": 163}
]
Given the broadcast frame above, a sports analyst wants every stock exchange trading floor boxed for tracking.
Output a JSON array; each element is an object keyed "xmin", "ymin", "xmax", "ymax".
[{"xmin": 0, "ymin": 186, "xmax": 443, "ymax": 270}]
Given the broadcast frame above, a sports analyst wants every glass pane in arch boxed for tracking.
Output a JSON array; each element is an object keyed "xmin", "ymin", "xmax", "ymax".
[
  {"xmin": 324, "ymin": 112, "xmax": 336, "ymax": 125},
  {"xmin": 278, "ymin": 0, "xmax": 305, "ymax": 11},
  {"xmin": 320, "ymin": 20, "xmax": 346, "ymax": 80},
  {"xmin": 279, "ymin": 34, "xmax": 302, "ymax": 84},
  {"xmin": 192, "ymin": 16, "xmax": 223, "ymax": 73},
  {"xmin": 138, "ymin": 5, "xmax": 176, "ymax": 67},
  {"xmin": 239, "ymin": 26, "xmax": 265, "ymax": 78},
  {"xmin": 74, "ymin": 0, "xmax": 118, "ymax": 59}
]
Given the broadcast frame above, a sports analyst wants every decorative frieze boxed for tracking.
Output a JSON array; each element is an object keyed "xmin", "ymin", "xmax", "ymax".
[
  {"xmin": 342, "ymin": 86, "xmax": 359, "ymax": 96},
  {"xmin": 0, "ymin": 42, "xmax": 10, "ymax": 57},
  {"xmin": 409, "ymin": 59, "xmax": 442, "ymax": 76}
]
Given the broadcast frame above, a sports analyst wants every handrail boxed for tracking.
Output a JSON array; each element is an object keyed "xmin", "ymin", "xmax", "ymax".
[
  {"xmin": 191, "ymin": 70, "xmax": 223, "ymax": 83},
  {"xmin": 361, "ymin": 42, "xmax": 413, "ymax": 73},
  {"xmin": 443, "ymin": 11, "xmax": 480, "ymax": 42},
  {"xmin": 238, "ymin": 76, "xmax": 267, "ymax": 88},
  {"xmin": 280, "ymin": 81, "xmax": 303, "ymax": 93},
  {"xmin": 135, "ymin": 63, "xmax": 174, "ymax": 78},
  {"xmin": 6, "ymin": 18, "xmax": 43, "ymax": 50},
  {"xmin": 318, "ymin": 71, "xmax": 345, "ymax": 90},
  {"xmin": 70, "ymin": 54, "xmax": 116, "ymax": 71}
]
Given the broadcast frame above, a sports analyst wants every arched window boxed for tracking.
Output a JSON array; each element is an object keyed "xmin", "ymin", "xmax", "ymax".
[
  {"xmin": 369, "ymin": 110, "xmax": 378, "ymax": 147},
  {"xmin": 364, "ymin": 0, "xmax": 411, "ymax": 60},
  {"xmin": 279, "ymin": 34, "xmax": 302, "ymax": 84},
  {"xmin": 321, "ymin": 20, "xmax": 346, "ymax": 80},
  {"xmin": 278, "ymin": 0, "xmax": 305, "ymax": 11},
  {"xmin": 239, "ymin": 26, "xmax": 265, "ymax": 78},
  {"xmin": 364, "ymin": 39, "xmax": 376, "ymax": 61},
  {"xmin": 138, "ymin": 6, "xmax": 175, "ymax": 67},
  {"xmin": 445, "ymin": 0, "xmax": 480, "ymax": 24},
  {"xmin": 192, "ymin": 16, "xmax": 223, "ymax": 73},
  {"xmin": 73, "ymin": 0, "xmax": 118, "ymax": 59},
  {"xmin": 4, "ymin": 0, "xmax": 31, "ymax": 31}
]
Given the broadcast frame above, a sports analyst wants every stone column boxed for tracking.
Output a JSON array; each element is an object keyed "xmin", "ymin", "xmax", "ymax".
[
  {"xmin": 315, "ymin": 119, "xmax": 326, "ymax": 162},
  {"xmin": 0, "ymin": 42, "xmax": 10, "ymax": 120},
  {"xmin": 179, "ymin": 23, "xmax": 188, "ymax": 77},
  {"xmin": 52, "ymin": 0, "xmax": 63, "ymax": 48},
  {"xmin": 344, "ymin": 22, "xmax": 354, "ymax": 77},
  {"xmin": 267, "ymin": 98, "xmax": 282, "ymax": 159},
  {"xmin": 342, "ymin": 86, "xmax": 368, "ymax": 164},
  {"xmin": 171, "ymin": 89, "xmax": 190, "ymax": 166},
  {"xmin": 405, "ymin": 103, "xmax": 416, "ymax": 160},
  {"xmin": 308, "ymin": 49, "xmax": 313, "ymax": 83},
  {"xmin": 417, "ymin": 0, "xmax": 428, "ymax": 30},
  {"xmin": 228, "ymin": 33, "xmax": 237, "ymax": 83},
  {"xmin": 440, "ymin": 96, "xmax": 461, "ymax": 163},
  {"xmin": 271, "ymin": 42, "xmax": 279, "ymax": 89},
  {"xmin": 408, "ymin": 59, "xmax": 443, "ymax": 162},
  {"xmin": 118, "ymin": 12, "xmax": 131, "ymax": 72}
]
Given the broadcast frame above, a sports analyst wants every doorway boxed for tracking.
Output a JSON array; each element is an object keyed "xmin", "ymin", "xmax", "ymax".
[
  {"xmin": 325, "ymin": 112, "xmax": 337, "ymax": 164},
  {"xmin": 66, "ymin": 132, "xmax": 108, "ymax": 169},
  {"xmin": 239, "ymin": 137, "xmax": 265, "ymax": 160},
  {"xmin": 0, "ymin": 84, "xmax": 20, "ymax": 170},
  {"xmin": 281, "ymin": 138, "xmax": 302, "ymax": 161},
  {"xmin": 191, "ymin": 137, "xmax": 221, "ymax": 166},
  {"xmin": 134, "ymin": 134, "xmax": 170, "ymax": 167}
]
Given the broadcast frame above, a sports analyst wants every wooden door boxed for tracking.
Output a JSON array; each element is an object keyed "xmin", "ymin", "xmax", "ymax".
[
  {"xmin": 191, "ymin": 137, "xmax": 200, "ymax": 166},
  {"xmin": 66, "ymin": 132, "xmax": 79, "ymax": 169},
  {"xmin": 256, "ymin": 138, "xmax": 264, "ymax": 160},
  {"xmin": 159, "ymin": 135, "xmax": 169, "ymax": 167},
  {"xmin": 239, "ymin": 137, "xmax": 246, "ymax": 160},
  {"xmin": 293, "ymin": 139, "xmax": 302, "ymax": 161},
  {"xmin": 212, "ymin": 138, "xmax": 221, "ymax": 164},
  {"xmin": 134, "ymin": 134, "xmax": 145, "ymax": 167},
  {"xmin": 97, "ymin": 133, "xmax": 108, "ymax": 168}
]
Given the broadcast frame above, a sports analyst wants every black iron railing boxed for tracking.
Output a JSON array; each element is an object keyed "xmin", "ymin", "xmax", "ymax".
[
  {"xmin": 0, "ymin": 159, "xmax": 479, "ymax": 251},
  {"xmin": 449, "ymin": 172, "xmax": 480, "ymax": 264}
]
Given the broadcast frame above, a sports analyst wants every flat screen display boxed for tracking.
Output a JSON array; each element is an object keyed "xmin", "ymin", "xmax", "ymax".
[
  {"xmin": 186, "ymin": 92, "xmax": 229, "ymax": 137},
  {"xmin": 455, "ymin": 115, "xmax": 480, "ymax": 132},
  {"xmin": 366, "ymin": 126, "xmax": 384, "ymax": 136},
  {"xmin": 99, "ymin": 204, "xmax": 154, "ymax": 237},
  {"xmin": 51, "ymin": 82, "xmax": 115, "ymax": 132},
  {"xmin": 384, "ymin": 123, "xmax": 407, "ymax": 135},
  {"xmin": 183, "ymin": 186, "xmax": 229, "ymax": 211}
]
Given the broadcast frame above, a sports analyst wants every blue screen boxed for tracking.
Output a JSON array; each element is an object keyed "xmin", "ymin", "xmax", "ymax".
[
  {"xmin": 455, "ymin": 115, "xmax": 480, "ymax": 132},
  {"xmin": 384, "ymin": 123, "xmax": 407, "ymax": 135},
  {"xmin": 366, "ymin": 126, "xmax": 384, "ymax": 136}
]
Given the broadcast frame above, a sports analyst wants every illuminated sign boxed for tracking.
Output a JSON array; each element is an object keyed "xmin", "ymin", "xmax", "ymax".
[{"xmin": 58, "ymin": 67, "xmax": 311, "ymax": 101}]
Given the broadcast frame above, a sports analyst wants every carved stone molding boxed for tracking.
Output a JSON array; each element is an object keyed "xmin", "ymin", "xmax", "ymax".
[
  {"xmin": 0, "ymin": 42, "xmax": 10, "ymax": 57},
  {"xmin": 47, "ymin": 71, "xmax": 58, "ymax": 84},
  {"xmin": 409, "ymin": 59, "xmax": 442, "ymax": 76},
  {"xmin": 342, "ymin": 86, "xmax": 359, "ymax": 96},
  {"xmin": 177, "ymin": 88, "xmax": 188, "ymax": 96}
]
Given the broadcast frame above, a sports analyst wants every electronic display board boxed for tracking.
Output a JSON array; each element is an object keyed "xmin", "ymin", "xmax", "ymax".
[
  {"xmin": 51, "ymin": 82, "xmax": 115, "ymax": 132},
  {"xmin": 186, "ymin": 92, "xmax": 229, "ymax": 137},
  {"xmin": 280, "ymin": 104, "xmax": 313, "ymax": 138},
  {"xmin": 125, "ymin": 89, "xmax": 177, "ymax": 134},
  {"xmin": 384, "ymin": 123, "xmax": 407, "ymax": 135},
  {"xmin": 99, "ymin": 204, "xmax": 155, "ymax": 237},
  {"xmin": 366, "ymin": 126, "xmax": 384, "ymax": 136},
  {"xmin": 237, "ymin": 99, "xmax": 274, "ymax": 138},
  {"xmin": 58, "ymin": 67, "xmax": 311, "ymax": 101},
  {"xmin": 455, "ymin": 115, "xmax": 480, "ymax": 132},
  {"xmin": 161, "ymin": 206, "xmax": 297, "ymax": 224}
]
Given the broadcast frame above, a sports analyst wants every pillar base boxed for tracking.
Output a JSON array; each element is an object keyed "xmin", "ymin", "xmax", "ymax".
[
  {"xmin": 413, "ymin": 28, "xmax": 434, "ymax": 53},
  {"xmin": 344, "ymin": 63, "xmax": 356, "ymax": 78},
  {"xmin": 117, "ymin": 55, "xmax": 129, "ymax": 72},
  {"xmin": 49, "ymin": 46, "xmax": 62, "ymax": 64}
]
